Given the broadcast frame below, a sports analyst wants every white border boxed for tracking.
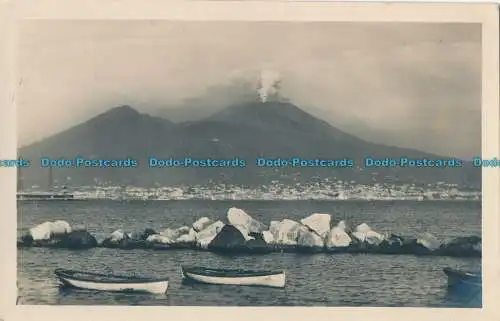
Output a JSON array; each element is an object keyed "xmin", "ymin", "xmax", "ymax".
[{"xmin": 1, "ymin": 1, "xmax": 498, "ymax": 321}]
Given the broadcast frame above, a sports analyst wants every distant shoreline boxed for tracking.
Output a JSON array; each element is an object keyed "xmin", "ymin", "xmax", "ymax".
[
  {"xmin": 16, "ymin": 184, "xmax": 481, "ymax": 201},
  {"xmin": 16, "ymin": 197, "xmax": 481, "ymax": 202}
]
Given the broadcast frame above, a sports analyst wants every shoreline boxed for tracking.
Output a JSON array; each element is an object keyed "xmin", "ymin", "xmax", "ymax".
[{"xmin": 16, "ymin": 197, "xmax": 482, "ymax": 202}]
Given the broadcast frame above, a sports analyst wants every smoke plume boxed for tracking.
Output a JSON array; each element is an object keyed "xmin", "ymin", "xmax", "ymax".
[{"xmin": 257, "ymin": 69, "xmax": 281, "ymax": 103}]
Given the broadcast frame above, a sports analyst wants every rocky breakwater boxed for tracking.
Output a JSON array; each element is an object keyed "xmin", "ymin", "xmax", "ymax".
[
  {"xmin": 207, "ymin": 207, "xmax": 272, "ymax": 254},
  {"xmin": 99, "ymin": 228, "xmax": 157, "ymax": 249},
  {"xmin": 136, "ymin": 207, "xmax": 272, "ymax": 254},
  {"xmin": 18, "ymin": 220, "xmax": 97, "ymax": 249},
  {"xmin": 17, "ymin": 208, "xmax": 481, "ymax": 258}
]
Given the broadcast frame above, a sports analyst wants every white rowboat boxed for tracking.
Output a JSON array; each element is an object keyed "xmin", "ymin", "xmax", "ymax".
[
  {"xmin": 181, "ymin": 266, "xmax": 286, "ymax": 288},
  {"xmin": 54, "ymin": 268, "xmax": 169, "ymax": 294}
]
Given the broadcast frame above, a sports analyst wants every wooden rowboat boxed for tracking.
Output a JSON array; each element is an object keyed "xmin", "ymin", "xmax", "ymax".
[
  {"xmin": 443, "ymin": 267, "xmax": 481, "ymax": 288},
  {"xmin": 54, "ymin": 268, "xmax": 169, "ymax": 294},
  {"xmin": 181, "ymin": 265, "xmax": 286, "ymax": 288}
]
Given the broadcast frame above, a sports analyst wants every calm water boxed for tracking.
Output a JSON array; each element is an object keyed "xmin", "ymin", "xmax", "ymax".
[{"xmin": 17, "ymin": 200, "xmax": 482, "ymax": 307}]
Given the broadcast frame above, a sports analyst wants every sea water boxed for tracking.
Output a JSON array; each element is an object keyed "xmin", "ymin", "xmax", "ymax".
[{"xmin": 17, "ymin": 200, "xmax": 481, "ymax": 307}]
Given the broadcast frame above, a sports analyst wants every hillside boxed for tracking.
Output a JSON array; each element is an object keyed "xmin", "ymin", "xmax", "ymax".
[{"xmin": 18, "ymin": 102, "xmax": 481, "ymax": 188}]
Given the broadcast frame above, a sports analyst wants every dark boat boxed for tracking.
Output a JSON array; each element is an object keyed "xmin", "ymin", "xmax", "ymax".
[
  {"xmin": 181, "ymin": 265, "xmax": 286, "ymax": 288},
  {"xmin": 443, "ymin": 267, "xmax": 481, "ymax": 288},
  {"xmin": 54, "ymin": 268, "xmax": 169, "ymax": 294}
]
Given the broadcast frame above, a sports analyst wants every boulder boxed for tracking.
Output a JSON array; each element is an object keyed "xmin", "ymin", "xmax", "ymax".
[
  {"xmin": 140, "ymin": 228, "xmax": 157, "ymax": 241},
  {"xmin": 21, "ymin": 229, "xmax": 98, "ymax": 249},
  {"xmin": 272, "ymin": 219, "xmax": 302, "ymax": 246},
  {"xmin": 416, "ymin": 232, "xmax": 441, "ymax": 252},
  {"xmin": 337, "ymin": 220, "xmax": 348, "ymax": 231},
  {"xmin": 101, "ymin": 229, "xmax": 130, "ymax": 248},
  {"xmin": 196, "ymin": 220, "xmax": 225, "ymax": 249},
  {"xmin": 233, "ymin": 224, "xmax": 255, "ymax": 241},
  {"xmin": 227, "ymin": 207, "xmax": 267, "ymax": 233},
  {"xmin": 176, "ymin": 226, "xmax": 191, "ymax": 235},
  {"xmin": 192, "ymin": 217, "xmax": 212, "ymax": 232},
  {"xmin": 378, "ymin": 234, "xmax": 405, "ymax": 254},
  {"xmin": 262, "ymin": 230, "xmax": 275, "ymax": 244},
  {"xmin": 52, "ymin": 220, "xmax": 72, "ymax": 234},
  {"xmin": 269, "ymin": 221, "xmax": 281, "ymax": 235},
  {"xmin": 176, "ymin": 228, "xmax": 197, "ymax": 246},
  {"xmin": 159, "ymin": 228, "xmax": 180, "ymax": 240},
  {"xmin": 19, "ymin": 221, "xmax": 98, "ymax": 249},
  {"xmin": 143, "ymin": 225, "xmax": 196, "ymax": 249},
  {"xmin": 325, "ymin": 222, "xmax": 352, "ymax": 251},
  {"xmin": 208, "ymin": 224, "xmax": 246, "ymax": 251},
  {"xmin": 207, "ymin": 226, "xmax": 273, "ymax": 254},
  {"xmin": 352, "ymin": 223, "xmax": 384, "ymax": 246},
  {"xmin": 122, "ymin": 229, "xmax": 156, "ymax": 249},
  {"xmin": 59, "ymin": 230, "xmax": 98, "ymax": 249},
  {"xmin": 400, "ymin": 237, "xmax": 433, "ymax": 255},
  {"xmin": 300, "ymin": 213, "xmax": 331, "ymax": 238},
  {"xmin": 146, "ymin": 234, "xmax": 174, "ymax": 245},
  {"xmin": 297, "ymin": 225, "xmax": 324, "ymax": 252},
  {"xmin": 439, "ymin": 236, "xmax": 481, "ymax": 257},
  {"xmin": 128, "ymin": 232, "xmax": 139, "ymax": 240},
  {"xmin": 28, "ymin": 220, "xmax": 72, "ymax": 241},
  {"xmin": 246, "ymin": 232, "xmax": 274, "ymax": 254}
]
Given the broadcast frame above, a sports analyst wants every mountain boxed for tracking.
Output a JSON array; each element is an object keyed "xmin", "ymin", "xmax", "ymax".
[{"xmin": 18, "ymin": 102, "xmax": 481, "ymax": 188}]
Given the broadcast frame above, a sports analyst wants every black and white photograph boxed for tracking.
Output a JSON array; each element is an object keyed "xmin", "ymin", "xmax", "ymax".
[{"xmin": 6, "ymin": 2, "xmax": 499, "ymax": 312}]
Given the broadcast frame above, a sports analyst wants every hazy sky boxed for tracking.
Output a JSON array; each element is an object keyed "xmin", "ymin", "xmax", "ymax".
[{"xmin": 17, "ymin": 21, "xmax": 481, "ymax": 158}]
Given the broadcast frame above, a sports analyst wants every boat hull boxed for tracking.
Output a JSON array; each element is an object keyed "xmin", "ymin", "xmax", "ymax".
[
  {"xmin": 182, "ymin": 267, "xmax": 286, "ymax": 288},
  {"xmin": 55, "ymin": 269, "xmax": 169, "ymax": 294},
  {"xmin": 58, "ymin": 276, "xmax": 168, "ymax": 294}
]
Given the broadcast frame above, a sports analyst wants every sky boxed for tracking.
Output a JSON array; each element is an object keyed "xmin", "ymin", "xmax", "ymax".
[{"xmin": 17, "ymin": 20, "xmax": 481, "ymax": 158}]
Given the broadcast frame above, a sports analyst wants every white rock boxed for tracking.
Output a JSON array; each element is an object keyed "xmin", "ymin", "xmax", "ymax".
[
  {"xmin": 109, "ymin": 229, "xmax": 127, "ymax": 242},
  {"xmin": 356, "ymin": 223, "xmax": 372, "ymax": 233},
  {"xmin": 352, "ymin": 223, "xmax": 384, "ymax": 245},
  {"xmin": 337, "ymin": 220, "xmax": 348, "ymax": 231},
  {"xmin": 365, "ymin": 230, "xmax": 385, "ymax": 245},
  {"xmin": 29, "ymin": 220, "xmax": 72, "ymax": 241},
  {"xmin": 352, "ymin": 231, "xmax": 365, "ymax": 242},
  {"xmin": 177, "ymin": 233, "xmax": 195, "ymax": 243},
  {"xmin": 325, "ymin": 226, "xmax": 351, "ymax": 248},
  {"xmin": 176, "ymin": 228, "xmax": 197, "ymax": 243},
  {"xmin": 273, "ymin": 219, "xmax": 302, "ymax": 245},
  {"xmin": 227, "ymin": 207, "xmax": 266, "ymax": 233},
  {"xmin": 196, "ymin": 220, "xmax": 225, "ymax": 248},
  {"xmin": 300, "ymin": 213, "xmax": 331, "ymax": 237},
  {"xmin": 417, "ymin": 232, "xmax": 441, "ymax": 251},
  {"xmin": 192, "ymin": 217, "xmax": 212, "ymax": 232},
  {"xmin": 269, "ymin": 221, "xmax": 281, "ymax": 235},
  {"xmin": 262, "ymin": 231, "xmax": 275, "ymax": 244},
  {"xmin": 29, "ymin": 222, "xmax": 54, "ymax": 240},
  {"xmin": 52, "ymin": 220, "xmax": 72, "ymax": 234},
  {"xmin": 297, "ymin": 226, "xmax": 324, "ymax": 248},
  {"xmin": 197, "ymin": 238, "xmax": 212, "ymax": 250},
  {"xmin": 188, "ymin": 227, "xmax": 198, "ymax": 239},
  {"xmin": 159, "ymin": 228, "xmax": 179, "ymax": 240},
  {"xmin": 146, "ymin": 234, "xmax": 173, "ymax": 244},
  {"xmin": 176, "ymin": 226, "xmax": 190, "ymax": 235},
  {"xmin": 197, "ymin": 220, "xmax": 225, "ymax": 239}
]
